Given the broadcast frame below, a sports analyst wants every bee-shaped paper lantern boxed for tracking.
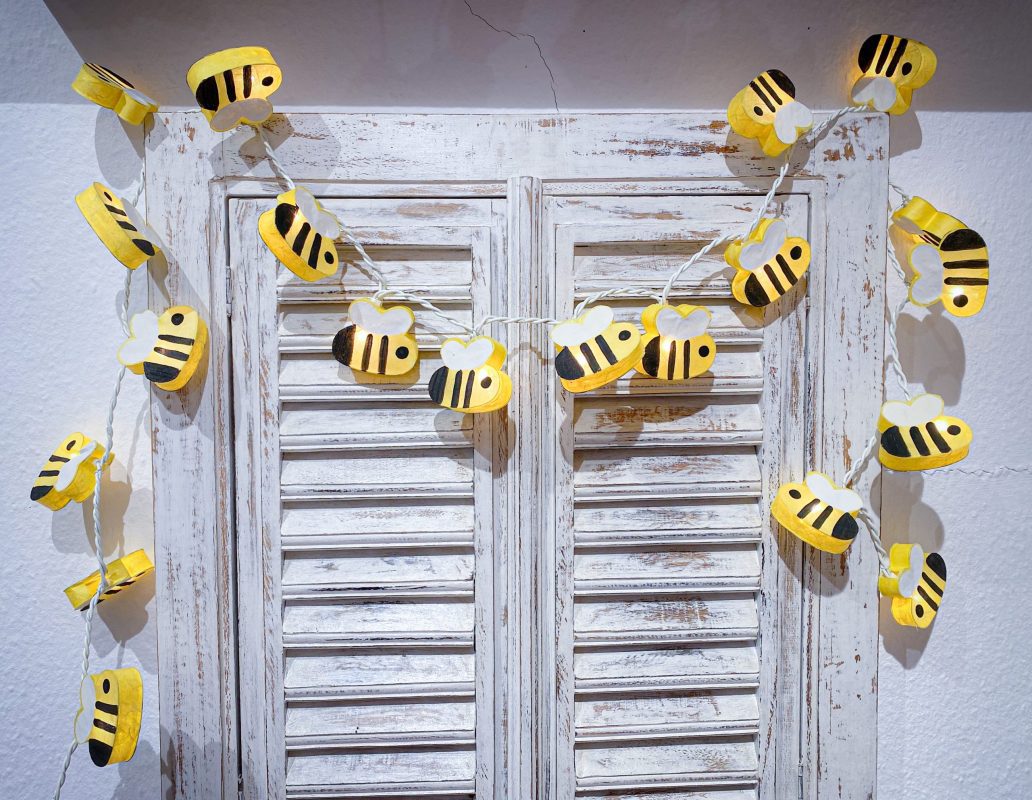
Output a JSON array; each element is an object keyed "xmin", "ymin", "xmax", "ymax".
[
  {"xmin": 771, "ymin": 472, "xmax": 862, "ymax": 554},
  {"xmin": 429, "ymin": 337, "xmax": 512, "ymax": 413},
  {"xmin": 186, "ymin": 46, "xmax": 281, "ymax": 131},
  {"xmin": 725, "ymin": 218, "xmax": 811, "ymax": 307},
  {"xmin": 76, "ymin": 182, "xmax": 163, "ymax": 270},
  {"xmin": 728, "ymin": 70, "xmax": 813, "ymax": 157},
  {"xmin": 118, "ymin": 306, "xmax": 208, "ymax": 392},
  {"xmin": 30, "ymin": 433, "xmax": 109, "ymax": 511},
  {"xmin": 332, "ymin": 298, "xmax": 419, "ymax": 376},
  {"xmin": 892, "ymin": 197, "xmax": 988, "ymax": 317},
  {"xmin": 878, "ymin": 393, "xmax": 971, "ymax": 471},
  {"xmin": 71, "ymin": 63, "xmax": 158, "ymax": 125},
  {"xmin": 75, "ymin": 668, "xmax": 143, "ymax": 767},
  {"xmin": 635, "ymin": 303, "xmax": 716, "ymax": 380},
  {"xmin": 551, "ymin": 306, "xmax": 642, "ymax": 394},
  {"xmin": 851, "ymin": 34, "xmax": 936, "ymax": 115},
  {"xmin": 258, "ymin": 187, "xmax": 341, "ymax": 282},
  {"xmin": 64, "ymin": 550, "xmax": 154, "ymax": 611},
  {"xmin": 879, "ymin": 544, "xmax": 947, "ymax": 628}
]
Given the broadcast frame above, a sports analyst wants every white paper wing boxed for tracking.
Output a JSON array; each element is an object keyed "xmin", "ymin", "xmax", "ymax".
[
  {"xmin": 349, "ymin": 300, "xmax": 412, "ymax": 335},
  {"xmin": 117, "ymin": 310, "xmax": 160, "ymax": 367},
  {"xmin": 881, "ymin": 393, "xmax": 943, "ymax": 427},
  {"xmin": 851, "ymin": 76, "xmax": 898, "ymax": 113},
  {"xmin": 909, "ymin": 244, "xmax": 945, "ymax": 306},
  {"xmin": 773, "ymin": 100, "xmax": 813, "ymax": 145},
  {"xmin": 804, "ymin": 472, "xmax": 862, "ymax": 512},
  {"xmin": 898, "ymin": 545, "xmax": 926, "ymax": 598},
  {"xmin": 551, "ymin": 305, "xmax": 615, "ymax": 347},
  {"xmin": 296, "ymin": 187, "xmax": 341, "ymax": 238},
  {"xmin": 55, "ymin": 441, "xmax": 98, "ymax": 493},
  {"xmin": 655, "ymin": 306, "xmax": 711, "ymax": 339},
  {"xmin": 442, "ymin": 338, "xmax": 494, "ymax": 370},
  {"xmin": 739, "ymin": 219, "xmax": 788, "ymax": 271}
]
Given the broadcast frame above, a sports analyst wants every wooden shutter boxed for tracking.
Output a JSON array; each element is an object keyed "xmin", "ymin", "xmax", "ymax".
[
  {"xmin": 231, "ymin": 196, "xmax": 505, "ymax": 798},
  {"xmin": 545, "ymin": 192, "xmax": 808, "ymax": 798}
]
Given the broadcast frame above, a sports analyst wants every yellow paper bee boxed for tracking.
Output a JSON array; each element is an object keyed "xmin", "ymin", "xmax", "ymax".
[
  {"xmin": 258, "ymin": 187, "xmax": 341, "ymax": 282},
  {"xmin": 429, "ymin": 337, "xmax": 512, "ymax": 413},
  {"xmin": 551, "ymin": 306, "xmax": 642, "ymax": 393},
  {"xmin": 186, "ymin": 46, "xmax": 281, "ymax": 131},
  {"xmin": 892, "ymin": 197, "xmax": 989, "ymax": 317},
  {"xmin": 851, "ymin": 34, "xmax": 937, "ymax": 115},
  {"xmin": 71, "ymin": 63, "xmax": 158, "ymax": 125},
  {"xmin": 728, "ymin": 69, "xmax": 813, "ymax": 157},
  {"xmin": 725, "ymin": 218, "xmax": 811, "ymax": 307},
  {"xmin": 332, "ymin": 299, "xmax": 419, "ymax": 376},
  {"xmin": 76, "ymin": 182, "xmax": 164, "ymax": 270},
  {"xmin": 879, "ymin": 543, "xmax": 947, "ymax": 628},
  {"xmin": 878, "ymin": 393, "xmax": 971, "ymax": 471},
  {"xmin": 65, "ymin": 550, "xmax": 155, "ymax": 611},
  {"xmin": 75, "ymin": 668, "xmax": 143, "ymax": 767},
  {"xmin": 118, "ymin": 306, "xmax": 208, "ymax": 392},
  {"xmin": 636, "ymin": 303, "xmax": 716, "ymax": 380},
  {"xmin": 30, "ymin": 433, "xmax": 109, "ymax": 511},
  {"xmin": 771, "ymin": 472, "xmax": 862, "ymax": 554}
]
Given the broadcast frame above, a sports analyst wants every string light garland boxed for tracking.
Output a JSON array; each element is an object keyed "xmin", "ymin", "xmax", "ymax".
[{"xmin": 41, "ymin": 32, "xmax": 991, "ymax": 790}]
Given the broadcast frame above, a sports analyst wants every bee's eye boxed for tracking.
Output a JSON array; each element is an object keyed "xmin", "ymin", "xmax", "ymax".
[
  {"xmin": 324, "ymin": 251, "xmax": 334, "ymax": 264},
  {"xmin": 753, "ymin": 106, "xmax": 763, "ymax": 116},
  {"xmin": 790, "ymin": 246, "xmax": 803, "ymax": 260},
  {"xmin": 947, "ymin": 425, "xmax": 961, "ymax": 436},
  {"xmin": 262, "ymin": 75, "xmax": 274, "ymax": 86},
  {"xmin": 66, "ymin": 440, "xmax": 76, "ymax": 451},
  {"xmin": 171, "ymin": 313, "xmax": 184, "ymax": 325},
  {"xmin": 915, "ymin": 605, "xmax": 924, "ymax": 618},
  {"xmin": 618, "ymin": 329, "xmax": 632, "ymax": 341},
  {"xmin": 104, "ymin": 191, "xmax": 113, "ymax": 201},
  {"xmin": 789, "ymin": 489, "xmax": 802, "ymax": 499},
  {"xmin": 954, "ymin": 295, "xmax": 969, "ymax": 308},
  {"xmin": 103, "ymin": 679, "xmax": 110, "ymax": 693},
  {"xmin": 698, "ymin": 345, "xmax": 710, "ymax": 357},
  {"xmin": 901, "ymin": 62, "xmax": 912, "ymax": 76},
  {"xmin": 480, "ymin": 376, "xmax": 492, "ymax": 388},
  {"xmin": 395, "ymin": 346, "xmax": 410, "ymax": 359}
]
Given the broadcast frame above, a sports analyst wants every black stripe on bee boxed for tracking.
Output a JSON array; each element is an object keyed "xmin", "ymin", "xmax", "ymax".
[
  {"xmin": 331, "ymin": 326, "xmax": 355, "ymax": 365},
  {"xmin": 916, "ymin": 583, "xmax": 939, "ymax": 610},
  {"xmin": 49, "ymin": 455, "xmax": 70, "ymax": 463},
  {"xmin": 223, "ymin": 70, "xmax": 236, "ymax": 103},
  {"xmin": 909, "ymin": 425, "xmax": 930, "ymax": 456},
  {"xmin": 378, "ymin": 336, "xmax": 389, "ymax": 373},
  {"xmin": 595, "ymin": 335, "xmax": 617, "ymax": 365},
  {"xmin": 885, "ymin": 37, "xmax": 909, "ymax": 77},
  {"xmin": 462, "ymin": 371, "xmax": 476, "ymax": 408},
  {"xmin": 154, "ymin": 348, "xmax": 190, "ymax": 361},
  {"xmin": 194, "ymin": 76, "xmax": 221, "ymax": 111},
  {"xmin": 940, "ymin": 228, "xmax": 986, "ymax": 251},
  {"xmin": 925, "ymin": 422, "xmax": 950, "ymax": 453},
  {"xmin": 641, "ymin": 338, "xmax": 661, "ymax": 377},
  {"xmin": 243, "ymin": 64, "xmax": 253, "ymax": 97},
  {"xmin": 555, "ymin": 347, "xmax": 585, "ymax": 380},
  {"xmin": 428, "ymin": 367, "xmax": 448, "ymax": 404},
  {"xmin": 881, "ymin": 427, "xmax": 909, "ymax": 457},
  {"xmin": 96, "ymin": 701, "xmax": 119, "ymax": 715},
  {"xmin": 875, "ymin": 34, "xmax": 894, "ymax": 73},
  {"xmin": 450, "ymin": 370, "xmax": 463, "ymax": 407},
  {"xmin": 775, "ymin": 254, "xmax": 798, "ymax": 285},
  {"xmin": 159, "ymin": 334, "xmax": 195, "ymax": 345},
  {"xmin": 813, "ymin": 506, "xmax": 833, "ymax": 528},
  {"xmin": 89, "ymin": 740, "xmax": 113, "ymax": 767},
  {"xmin": 93, "ymin": 719, "xmax": 118, "ymax": 734},
  {"xmin": 942, "ymin": 259, "xmax": 988, "ymax": 270},
  {"xmin": 925, "ymin": 552, "xmax": 947, "ymax": 581},
  {"xmin": 743, "ymin": 274, "xmax": 770, "ymax": 306},
  {"xmin": 30, "ymin": 485, "xmax": 52, "ymax": 501},
  {"xmin": 360, "ymin": 333, "xmax": 373, "ymax": 372},
  {"xmin": 858, "ymin": 35, "xmax": 881, "ymax": 71},
  {"xmin": 579, "ymin": 343, "xmax": 600, "ymax": 373},
  {"xmin": 292, "ymin": 222, "xmax": 311, "ymax": 256},
  {"xmin": 750, "ymin": 80, "xmax": 776, "ymax": 112},
  {"xmin": 275, "ymin": 203, "xmax": 298, "ymax": 235},
  {"xmin": 766, "ymin": 69, "xmax": 795, "ymax": 97},
  {"xmin": 797, "ymin": 499, "xmax": 819, "ymax": 517},
  {"xmin": 144, "ymin": 363, "xmax": 181, "ymax": 384},
  {"xmin": 763, "ymin": 264, "xmax": 785, "ymax": 294},
  {"xmin": 944, "ymin": 277, "xmax": 988, "ymax": 286},
  {"xmin": 832, "ymin": 515, "xmax": 859, "ymax": 540}
]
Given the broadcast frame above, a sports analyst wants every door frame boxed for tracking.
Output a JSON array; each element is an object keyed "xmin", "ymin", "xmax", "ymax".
[{"xmin": 145, "ymin": 111, "xmax": 889, "ymax": 799}]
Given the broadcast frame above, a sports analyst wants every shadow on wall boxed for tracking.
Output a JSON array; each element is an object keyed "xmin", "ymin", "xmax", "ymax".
[{"xmin": 33, "ymin": 0, "xmax": 1032, "ymax": 111}]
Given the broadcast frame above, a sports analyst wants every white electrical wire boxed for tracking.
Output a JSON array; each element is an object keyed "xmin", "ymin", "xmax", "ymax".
[{"xmin": 52, "ymin": 266, "xmax": 134, "ymax": 800}]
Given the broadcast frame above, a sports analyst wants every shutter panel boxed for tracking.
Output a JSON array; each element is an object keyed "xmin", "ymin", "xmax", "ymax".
[
  {"xmin": 232, "ymin": 197, "xmax": 504, "ymax": 798},
  {"xmin": 548, "ymin": 193, "xmax": 808, "ymax": 798}
]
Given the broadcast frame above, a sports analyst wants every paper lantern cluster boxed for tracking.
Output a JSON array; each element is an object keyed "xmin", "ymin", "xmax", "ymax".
[{"xmin": 40, "ymin": 31, "xmax": 989, "ymax": 786}]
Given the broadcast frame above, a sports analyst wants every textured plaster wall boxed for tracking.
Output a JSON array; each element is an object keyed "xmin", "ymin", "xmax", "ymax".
[{"xmin": 1, "ymin": 1, "xmax": 1029, "ymax": 798}]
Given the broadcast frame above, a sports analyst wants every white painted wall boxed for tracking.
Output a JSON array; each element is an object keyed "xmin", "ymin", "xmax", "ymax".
[{"xmin": 1, "ymin": 1, "xmax": 1028, "ymax": 798}]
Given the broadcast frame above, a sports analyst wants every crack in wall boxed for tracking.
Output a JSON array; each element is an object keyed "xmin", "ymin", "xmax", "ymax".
[{"xmin": 463, "ymin": 0, "xmax": 560, "ymax": 113}]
